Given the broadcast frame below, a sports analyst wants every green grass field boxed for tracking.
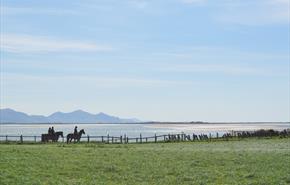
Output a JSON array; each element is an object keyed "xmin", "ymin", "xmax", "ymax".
[{"xmin": 0, "ymin": 138, "xmax": 289, "ymax": 185}]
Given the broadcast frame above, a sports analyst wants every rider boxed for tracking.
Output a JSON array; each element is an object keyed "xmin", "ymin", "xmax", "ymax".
[
  {"xmin": 51, "ymin": 127, "xmax": 55, "ymax": 135},
  {"xmin": 74, "ymin": 126, "xmax": 78, "ymax": 136},
  {"xmin": 48, "ymin": 127, "xmax": 51, "ymax": 135}
]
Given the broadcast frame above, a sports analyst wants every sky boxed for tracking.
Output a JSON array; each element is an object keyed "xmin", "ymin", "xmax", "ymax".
[{"xmin": 0, "ymin": 0, "xmax": 289, "ymax": 122}]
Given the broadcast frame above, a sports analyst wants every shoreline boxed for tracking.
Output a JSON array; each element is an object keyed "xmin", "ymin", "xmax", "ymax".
[{"xmin": 1, "ymin": 122, "xmax": 289, "ymax": 125}]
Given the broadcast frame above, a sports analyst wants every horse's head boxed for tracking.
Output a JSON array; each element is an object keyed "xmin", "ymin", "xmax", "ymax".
[
  {"xmin": 80, "ymin": 129, "xmax": 85, "ymax": 135},
  {"xmin": 56, "ymin": 131, "xmax": 64, "ymax": 137}
]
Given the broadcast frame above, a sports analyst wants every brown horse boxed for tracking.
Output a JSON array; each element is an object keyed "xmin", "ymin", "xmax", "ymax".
[
  {"xmin": 41, "ymin": 131, "xmax": 63, "ymax": 142},
  {"xmin": 66, "ymin": 129, "xmax": 85, "ymax": 143}
]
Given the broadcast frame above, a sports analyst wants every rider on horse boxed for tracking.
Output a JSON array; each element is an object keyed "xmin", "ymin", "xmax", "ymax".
[
  {"xmin": 48, "ymin": 127, "xmax": 55, "ymax": 136},
  {"xmin": 51, "ymin": 127, "xmax": 55, "ymax": 135},
  {"xmin": 67, "ymin": 127, "xmax": 85, "ymax": 143},
  {"xmin": 74, "ymin": 126, "xmax": 78, "ymax": 136}
]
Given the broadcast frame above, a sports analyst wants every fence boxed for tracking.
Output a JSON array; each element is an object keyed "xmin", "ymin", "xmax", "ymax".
[
  {"xmin": 0, "ymin": 132, "xmax": 222, "ymax": 144},
  {"xmin": 0, "ymin": 129, "xmax": 289, "ymax": 144}
]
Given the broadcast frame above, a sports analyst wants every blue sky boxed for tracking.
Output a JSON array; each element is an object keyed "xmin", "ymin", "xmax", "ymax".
[{"xmin": 0, "ymin": 0, "xmax": 289, "ymax": 122}]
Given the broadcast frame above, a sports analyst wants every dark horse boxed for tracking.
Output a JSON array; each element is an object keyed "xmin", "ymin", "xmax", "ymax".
[
  {"xmin": 41, "ymin": 131, "xmax": 63, "ymax": 142},
  {"xmin": 66, "ymin": 129, "xmax": 85, "ymax": 143}
]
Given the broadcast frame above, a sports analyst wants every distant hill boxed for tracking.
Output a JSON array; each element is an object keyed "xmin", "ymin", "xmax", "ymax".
[{"xmin": 0, "ymin": 108, "xmax": 140, "ymax": 123}]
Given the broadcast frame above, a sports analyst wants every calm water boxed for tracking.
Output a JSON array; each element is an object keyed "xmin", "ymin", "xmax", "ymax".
[{"xmin": 0, "ymin": 123, "xmax": 289, "ymax": 140}]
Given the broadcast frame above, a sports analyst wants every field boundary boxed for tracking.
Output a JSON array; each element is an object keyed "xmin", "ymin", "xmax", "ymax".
[{"xmin": 0, "ymin": 129, "xmax": 289, "ymax": 144}]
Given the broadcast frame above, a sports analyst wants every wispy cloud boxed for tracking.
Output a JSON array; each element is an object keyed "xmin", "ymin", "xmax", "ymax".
[
  {"xmin": 180, "ymin": 0, "xmax": 207, "ymax": 5},
  {"xmin": 180, "ymin": 0, "xmax": 289, "ymax": 25},
  {"xmin": 152, "ymin": 46, "xmax": 288, "ymax": 76},
  {"xmin": 215, "ymin": 0, "xmax": 289, "ymax": 25},
  {"xmin": 4, "ymin": 1, "xmax": 287, "ymax": 26},
  {"xmin": 2, "ymin": 73, "xmax": 190, "ymax": 88},
  {"xmin": 160, "ymin": 63, "xmax": 267, "ymax": 76},
  {"xmin": 0, "ymin": 5, "xmax": 78, "ymax": 16},
  {"xmin": 128, "ymin": 0, "xmax": 149, "ymax": 9},
  {"xmin": 0, "ymin": 34, "xmax": 113, "ymax": 53},
  {"xmin": 153, "ymin": 46, "xmax": 289, "ymax": 61}
]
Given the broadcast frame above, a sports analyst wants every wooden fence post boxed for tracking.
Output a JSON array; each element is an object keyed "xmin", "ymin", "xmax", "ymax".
[
  {"xmin": 102, "ymin": 136, "xmax": 104, "ymax": 143},
  {"xmin": 20, "ymin": 135, "xmax": 23, "ymax": 143},
  {"xmin": 216, "ymin": 132, "xmax": 219, "ymax": 139},
  {"xmin": 155, "ymin": 134, "xmax": 157, "ymax": 143},
  {"xmin": 107, "ymin": 134, "xmax": 109, "ymax": 144},
  {"xmin": 87, "ymin": 135, "xmax": 90, "ymax": 143},
  {"xmin": 209, "ymin": 133, "xmax": 212, "ymax": 141},
  {"xmin": 6, "ymin": 135, "xmax": 8, "ymax": 142},
  {"xmin": 140, "ymin": 134, "xmax": 142, "ymax": 143},
  {"xmin": 120, "ymin": 136, "xmax": 122, "ymax": 144},
  {"xmin": 34, "ymin": 136, "xmax": 36, "ymax": 143},
  {"xmin": 112, "ymin": 137, "xmax": 114, "ymax": 143}
]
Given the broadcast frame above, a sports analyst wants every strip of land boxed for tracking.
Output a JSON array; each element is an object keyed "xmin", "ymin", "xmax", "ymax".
[{"xmin": 0, "ymin": 138, "xmax": 289, "ymax": 185}]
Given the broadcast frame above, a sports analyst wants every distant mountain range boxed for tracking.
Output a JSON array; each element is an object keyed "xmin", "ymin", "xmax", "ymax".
[{"xmin": 0, "ymin": 108, "xmax": 140, "ymax": 123}]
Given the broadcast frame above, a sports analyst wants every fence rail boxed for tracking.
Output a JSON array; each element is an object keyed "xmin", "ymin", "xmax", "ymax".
[{"xmin": 0, "ymin": 129, "xmax": 289, "ymax": 144}]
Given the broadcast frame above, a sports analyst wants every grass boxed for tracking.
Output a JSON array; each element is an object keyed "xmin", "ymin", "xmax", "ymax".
[{"xmin": 0, "ymin": 138, "xmax": 289, "ymax": 185}]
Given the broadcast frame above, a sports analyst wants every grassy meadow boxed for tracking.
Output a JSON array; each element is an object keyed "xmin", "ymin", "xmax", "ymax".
[{"xmin": 0, "ymin": 138, "xmax": 289, "ymax": 185}]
